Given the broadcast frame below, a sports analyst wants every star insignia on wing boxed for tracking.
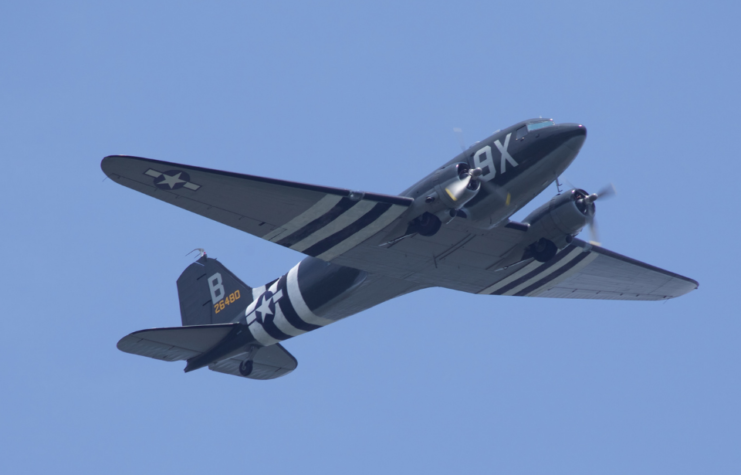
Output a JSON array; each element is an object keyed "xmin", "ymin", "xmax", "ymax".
[{"xmin": 144, "ymin": 168, "xmax": 201, "ymax": 191}]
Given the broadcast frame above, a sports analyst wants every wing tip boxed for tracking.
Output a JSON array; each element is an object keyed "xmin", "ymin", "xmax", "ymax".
[
  {"xmin": 100, "ymin": 155, "xmax": 132, "ymax": 178},
  {"xmin": 573, "ymin": 238, "xmax": 699, "ymax": 292}
]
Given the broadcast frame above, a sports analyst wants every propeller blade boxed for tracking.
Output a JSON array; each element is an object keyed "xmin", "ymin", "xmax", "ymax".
[
  {"xmin": 561, "ymin": 177, "xmax": 576, "ymax": 191},
  {"xmin": 588, "ymin": 216, "xmax": 601, "ymax": 245},
  {"xmin": 453, "ymin": 128, "xmax": 466, "ymax": 152},
  {"xmin": 596, "ymin": 183, "xmax": 616, "ymax": 200},
  {"xmin": 445, "ymin": 175, "xmax": 472, "ymax": 201}
]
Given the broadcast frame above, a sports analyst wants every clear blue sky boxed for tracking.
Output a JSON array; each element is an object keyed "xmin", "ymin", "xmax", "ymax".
[{"xmin": 2, "ymin": 1, "xmax": 739, "ymax": 473}]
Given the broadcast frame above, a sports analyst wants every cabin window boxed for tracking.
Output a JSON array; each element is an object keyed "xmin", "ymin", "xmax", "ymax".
[
  {"xmin": 515, "ymin": 126, "xmax": 528, "ymax": 140},
  {"xmin": 526, "ymin": 120, "xmax": 555, "ymax": 132}
]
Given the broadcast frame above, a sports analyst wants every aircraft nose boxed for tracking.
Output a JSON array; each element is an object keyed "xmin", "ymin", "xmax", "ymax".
[
  {"xmin": 554, "ymin": 123, "xmax": 587, "ymax": 150},
  {"xmin": 531, "ymin": 123, "xmax": 587, "ymax": 157},
  {"xmin": 560, "ymin": 123, "xmax": 587, "ymax": 140}
]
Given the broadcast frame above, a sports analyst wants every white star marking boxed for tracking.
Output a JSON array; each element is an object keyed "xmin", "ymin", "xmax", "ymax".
[
  {"xmin": 158, "ymin": 172, "xmax": 185, "ymax": 189},
  {"xmin": 256, "ymin": 295, "xmax": 274, "ymax": 317}
]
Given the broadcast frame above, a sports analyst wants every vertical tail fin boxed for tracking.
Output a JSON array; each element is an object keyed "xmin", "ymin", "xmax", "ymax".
[{"xmin": 177, "ymin": 255, "xmax": 254, "ymax": 325}]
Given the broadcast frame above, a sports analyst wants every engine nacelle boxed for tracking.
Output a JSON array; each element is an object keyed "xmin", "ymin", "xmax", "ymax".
[
  {"xmin": 522, "ymin": 188, "xmax": 593, "ymax": 247},
  {"xmin": 401, "ymin": 162, "xmax": 482, "ymax": 237},
  {"xmin": 432, "ymin": 162, "xmax": 480, "ymax": 210}
]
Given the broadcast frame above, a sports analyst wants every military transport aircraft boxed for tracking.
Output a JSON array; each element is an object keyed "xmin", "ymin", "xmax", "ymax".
[{"xmin": 103, "ymin": 118, "xmax": 698, "ymax": 380}]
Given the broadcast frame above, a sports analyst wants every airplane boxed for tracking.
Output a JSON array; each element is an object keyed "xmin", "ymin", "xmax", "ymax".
[{"xmin": 102, "ymin": 118, "xmax": 698, "ymax": 380}]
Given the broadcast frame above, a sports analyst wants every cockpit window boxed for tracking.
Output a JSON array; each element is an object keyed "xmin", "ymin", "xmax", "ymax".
[
  {"xmin": 515, "ymin": 126, "xmax": 528, "ymax": 140},
  {"xmin": 526, "ymin": 120, "xmax": 555, "ymax": 132}
]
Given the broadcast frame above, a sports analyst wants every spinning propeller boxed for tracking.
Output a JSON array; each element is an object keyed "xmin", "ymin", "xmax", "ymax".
[
  {"xmin": 453, "ymin": 127, "xmax": 466, "ymax": 152},
  {"xmin": 578, "ymin": 183, "xmax": 617, "ymax": 245},
  {"xmin": 450, "ymin": 128, "xmax": 512, "ymax": 207},
  {"xmin": 446, "ymin": 167, "xmax": 512, "ymax": 206},
  {"xmin": 445, "ymin": 166, "xmax": 482, "ymax": 201}
]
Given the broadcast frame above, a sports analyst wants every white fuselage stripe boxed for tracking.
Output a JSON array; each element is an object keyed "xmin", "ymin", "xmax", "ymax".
[
  {"xmin": 272, "ymin": 303, "xmax": 307, "ymax": 337},
  {"xmin": 245, "ymin": 300, "xmax": 281, "ymax": 346},
  {"xmin": 265, "ymin": 279, "xmax": 306, "ymax": 337},
  {"xmin": 262, "ymin": 194, "xmax": 344, "ymax": 242},
  {"xmin": 286, "ymin": 263, "xmax": 334, "ymax": 326},
  {"xmin": 251, "ymin": 285, "xmax": 266, "ymax": 302}
]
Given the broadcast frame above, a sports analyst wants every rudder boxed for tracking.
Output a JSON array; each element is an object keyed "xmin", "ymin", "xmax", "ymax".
[{"xmin": 177, "ymin": 255, "xmax": 253, "ymax": 325}]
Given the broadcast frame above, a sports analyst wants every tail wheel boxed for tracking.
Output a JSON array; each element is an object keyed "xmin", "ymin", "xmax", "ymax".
[{"xmin": 239, "ymin": 359, "xmax": 253, "ymax": 377}]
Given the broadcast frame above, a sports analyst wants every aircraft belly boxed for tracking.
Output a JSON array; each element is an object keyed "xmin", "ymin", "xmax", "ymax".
[
  {"xmin": 313, "ymin": 273, "xmax": 424, "ymax": 322},
  {"xmin": 244, "ymin": 257, "xmax": 423, "ymax": 346},
  {"xmin": 329, "ymin": 220, "xmax": 530, "ymax": 292}
]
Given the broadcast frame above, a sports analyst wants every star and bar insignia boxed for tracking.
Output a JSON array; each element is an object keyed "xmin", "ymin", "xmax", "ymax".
[{"xmin": 144, "ymin": 169, "xmax": 201, "ymax": 191}]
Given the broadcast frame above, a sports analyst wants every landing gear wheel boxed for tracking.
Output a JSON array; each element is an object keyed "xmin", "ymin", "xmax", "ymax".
[
  {"xmin": 533, "ymin": 238, "xmax": 557, "ymax": 262},
  {"xmin": 239, "ymin": 359, "xmax": 254, "ymax": 377},
  {"xmin": 416, "ymin": 212, "xmax": 442, "ymax": 237}
]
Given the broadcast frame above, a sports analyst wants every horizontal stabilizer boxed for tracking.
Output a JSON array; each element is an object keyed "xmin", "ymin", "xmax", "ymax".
[
  {"xmin": 117, "ymin": 324, "xmax": 238, "ymax": 362},
  {"xmin": 209, "ymin": 344, "xmax": 298, "ymax": 380},
  {"xmin": 117, "ymin": 324, "xmax": 298, "ymax": 380}
]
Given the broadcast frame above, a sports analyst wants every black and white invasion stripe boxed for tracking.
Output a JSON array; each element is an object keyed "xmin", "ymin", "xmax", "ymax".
[
  {"xmin": 245, "ymin": 258, "xmax": 365, "ymax": 346},
  {"xmin": 479, "ymin": 245, "xmax": 598, "ymax": 297},
  {"xmin": 261, "ymin": 194, "xmax": 408, "ymax": 261}
]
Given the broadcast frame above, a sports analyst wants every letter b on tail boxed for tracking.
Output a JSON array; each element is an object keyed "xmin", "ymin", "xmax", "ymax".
[
  {"xmin": 177, "ymin": 256, "xmax": 254, "ymax": 326},
  {"xmin": 208, "ymin": 273, "xmax": 225, "ymax": 303}
]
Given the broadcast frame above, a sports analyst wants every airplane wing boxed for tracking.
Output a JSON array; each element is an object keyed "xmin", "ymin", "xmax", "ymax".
[
  {"xmin": 103, "ymin": 156, "xmax": 697, "ymax": 300},
  {"xmin": 326, "ymin": 220, "xmax": 697, "ymax": 300},
  {"xmin": 117, "ymin": 324, "xmax": 297, "ymax": 380},
  {"xmin": 476, "ymin": 239, "xmax": 698, "ymax": 300},
  {"xmin": 102, "ymin": 156, "xmax": 412, "ymax": 262}
]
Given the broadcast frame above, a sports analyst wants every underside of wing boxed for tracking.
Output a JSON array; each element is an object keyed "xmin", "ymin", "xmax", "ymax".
[
  {"xmin": 478, "ymin": 239, "xmax": 698, "ymax": 300},
  {"xmin": 330, "ymin": 219, "xmax": 532, "ymax": 289},
  {"xmin": 102, "ymin": 156, "xmax": 412, "ymax": 262},
  {"xmin": 329, "ymin": 214, "xmax": 697, "ymax": 300},
  {"xmin": 102, "ymin": 156, "xmax": 697, "ymax": 300}
]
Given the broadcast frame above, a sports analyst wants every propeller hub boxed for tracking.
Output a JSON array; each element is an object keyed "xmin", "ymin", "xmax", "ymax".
[{"xmin": 568, "ymin": 183, "xmax": 616, "ymax": 245}]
